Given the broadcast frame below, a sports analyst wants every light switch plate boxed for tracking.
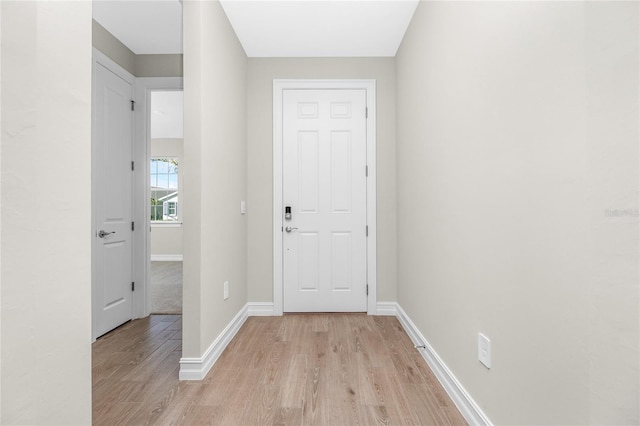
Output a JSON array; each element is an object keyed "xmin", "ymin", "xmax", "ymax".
[
  {"xmin": 224, "ymin": 281, "xmax": 229, "ymax": 300},
  {"xmin": 240, "ymin": 201, "xmax": 246, "ymax": 215},
  {"xmin": 478, "ymin": 333, "xmax": 491, "ymax": 369}
]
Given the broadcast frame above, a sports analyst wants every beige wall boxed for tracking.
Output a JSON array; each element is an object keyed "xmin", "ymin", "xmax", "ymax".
[
  {"xmin": 92, "ymin": 20, "xmax": 183, "ymax": 78},
  {"xmin": 151, "ymin": 139, "xmax": 184, "ymax": 257},
  {"xmin": 136, "ymin": 54, "xmax": 183, "ymax": 78},
  {"xmin": 583, "ymin": 3, "xmax": 639, "ymax": 421},
  {"xmin": 396, "ymin": 1, "xmax": 639, "ymax": 424},
  {"xmin": 247, "ymin": 58, "xmax": 397, "ymax": 303},
  {"xmin": 151, "ymin": 227, "xmax": 183, "ymax": 258},
  {"xmin": 183, "ymin": 0, "xmax": 247, "ymax": 357},
  {"xmin": 1, "ymin": 1, "xmax": 92, "ymax": 423},
  {"xmin": 92, "ymin": 19, "xmax": 136, "ymax": 75}
]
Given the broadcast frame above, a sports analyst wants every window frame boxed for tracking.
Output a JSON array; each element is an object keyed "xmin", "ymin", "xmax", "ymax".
[{"xmin": 150, "ymin": 156, "xmax": 181, "ymax": 225}]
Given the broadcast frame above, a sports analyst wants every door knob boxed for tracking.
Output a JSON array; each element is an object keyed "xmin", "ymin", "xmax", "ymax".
[
  {"xmin": 285, "ymin": 226, "xmax": 298, "ymax": 233},
  {"xmin": 98, "ymin": 230, "xmax": 116, "ymax": 238}
]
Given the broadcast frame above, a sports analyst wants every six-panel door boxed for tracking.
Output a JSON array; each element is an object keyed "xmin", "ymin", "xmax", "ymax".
[{"xmin": 283, "ymin": 89, "xmax": 368, "ymax": 312}]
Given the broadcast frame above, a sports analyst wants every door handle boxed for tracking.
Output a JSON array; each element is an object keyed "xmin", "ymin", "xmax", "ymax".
[
  {"xmin": 98, "ymin": 230, "xmax": 116, "ymax": 238},
  {"xmin": 285, "ymin": 226, "xmax": 298, "ymax": 233}
]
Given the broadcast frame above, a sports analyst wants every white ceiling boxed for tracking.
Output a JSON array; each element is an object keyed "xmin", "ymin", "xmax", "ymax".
[
  {"xmin": 220, "ymin": 1, "xmax": 419, "ymax": 57},
  {"xmin": 93, "ymin": 0, "xmax": 418, "ymax": 57},
  {"xmin": 93, "ymin": 0, "xmax": 183, "ymax": 55}
]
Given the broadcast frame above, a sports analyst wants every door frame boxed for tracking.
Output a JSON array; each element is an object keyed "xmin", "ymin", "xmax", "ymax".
[
  {"xmin": 91, "ymin": 48, "xmax": 136, "ymax": 340},
  {"xmin": 134, "ymin": 77, "xmax": 183, "ymax": 317},
  {"xmin": 92, "ymin": 51, "xmax": 184, "ymax": 340},
  {"xmin": 272, "ymin": 79, "xmax": 377, "ymax": 316}
]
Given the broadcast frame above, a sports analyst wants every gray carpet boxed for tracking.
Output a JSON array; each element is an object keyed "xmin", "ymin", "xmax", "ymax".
[{"xmin": 150, "ymin": 261, "xmax": 182, "ymax": 314}]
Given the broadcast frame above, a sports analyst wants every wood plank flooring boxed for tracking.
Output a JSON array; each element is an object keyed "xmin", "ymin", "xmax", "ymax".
[{"xmin": 93, "ymin": 314, "xmax": 467, "ymax": 425}]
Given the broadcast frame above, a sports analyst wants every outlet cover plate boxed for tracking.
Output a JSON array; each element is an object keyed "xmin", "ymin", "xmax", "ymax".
[
  {"xmin": 478, "ymin": 333, "xmax": 491, "ymax": 369},
  {"xmin": 224, "ymin": 281, "xmax": 229, "ymax": 300}
]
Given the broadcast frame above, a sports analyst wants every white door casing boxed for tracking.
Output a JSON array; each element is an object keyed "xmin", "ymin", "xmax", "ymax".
[
  {"xmin": 274, "ymin": 80, "xmax": 377, "ymax": 315},
  {"xmin": 92, "ymin": 51, "xmax": 134, "ymax": 339},
  {"xmin": 134, "ymin": 77, "xmax": 183, "ymax": 317}
]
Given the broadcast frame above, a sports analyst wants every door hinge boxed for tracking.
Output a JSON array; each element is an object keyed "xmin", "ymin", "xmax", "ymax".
[
  {"xmin": 365, "ymin": 107, "xmax": 368, "ymax": 119},
  {"xmin": 132, "ymin": 282, "xmax": 135, "ymax": 292},
  {"xmin": 366, "ymin": 225, "xmax": 369, "ymax": 237},
  {"xmin": 365, "ymin": 165, "xmax": 368, "ymax": 177},
  {"xmin": 366, "ymin": 284, "xmax": 369, "ymax": 296},
  {"xmin": 130, "ymin": 100, "xmax": 135, "ymax": 111},
  {"xmin": 131, "ymin": 221, "xmax": 135, "ymax": 231},
  {"xmin": 131, "ymin": 161, "xmax": 135, "ymax": 171}
]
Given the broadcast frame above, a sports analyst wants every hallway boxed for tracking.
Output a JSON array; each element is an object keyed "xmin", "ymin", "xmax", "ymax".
[{"xmin": 92, "ymin": 314, "xmax": 466, "ymax": 425}]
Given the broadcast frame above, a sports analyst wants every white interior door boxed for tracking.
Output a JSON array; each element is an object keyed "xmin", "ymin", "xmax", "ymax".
[
  {"xmin": 93, "ymin": 60, "xmax": 134, "ymax": 338},
  {"xmin": 283, "ymin": 89, "xmax": 368, "ymax": 312}
]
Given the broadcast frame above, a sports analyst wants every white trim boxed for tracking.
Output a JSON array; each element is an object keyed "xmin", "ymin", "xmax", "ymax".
[
  {"xmin": 178, "ymin": 302, "xmax": 275, "ymax": 381},
  {"xmin": 134, "ymin": 77, "xmax": 183, "ymax": 318},
  {"xmin": 247, "ymin": 302, "xmax": 275, "ymax": 316},
  {"xmin": 179, "ymin": 304, "xmax": 249, "ymax": 380},
  {"xmin": 393, "ymin": 303, "xmax": 493, "ymax": 426},
  {"xmin": 151, "ymin": 221, "xmax": 183, "ymax": 228},
  {"xmin": 272, "ymin": 79, "xmax": 377, "ymax": 316},
  {"xmin": 93, "ymin": 49, "xmax": 134, "ymax": 85},
  {"xmin": 150, "ymin": 254, "xmax": 183, "ymax": 262},
  {"xmin": 376, "ymin": 302, "xmax": 399, "ymax": 316}
]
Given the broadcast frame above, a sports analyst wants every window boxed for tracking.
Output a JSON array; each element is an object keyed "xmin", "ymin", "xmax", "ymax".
[{"xmin": 151, "ymin": 158, "xmax": 179, "ymax": 222}]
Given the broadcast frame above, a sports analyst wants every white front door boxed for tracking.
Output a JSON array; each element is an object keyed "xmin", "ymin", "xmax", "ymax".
[
  {"xmin": 283, "ymin": 89, "xmax": 368, "ymax": 312},
  {"xmin": 93, "ymin": 60, "xmax": 134, "ymax": 338}
]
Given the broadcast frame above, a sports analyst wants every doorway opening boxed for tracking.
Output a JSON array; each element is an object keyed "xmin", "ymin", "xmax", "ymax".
[
  {"xmin": 148, "ymin": 90, "xmax": 184, "ymax": 314},
  {"xmin": 92, "ymin": 0, "xmax": 183, "ymax": 338}
]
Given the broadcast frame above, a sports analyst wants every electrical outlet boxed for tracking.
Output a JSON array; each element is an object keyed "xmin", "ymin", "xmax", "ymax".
[
  {"xmin": 478, "ymin": 333, "xmax": 491, "ymax": 369},
  {"xmin": 224, "ymin": 281, "xmax": 229, "ymax": 300}
]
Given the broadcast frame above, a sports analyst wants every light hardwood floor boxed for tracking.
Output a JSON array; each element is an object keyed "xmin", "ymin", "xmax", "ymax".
[{"xmin": 93, "ymin": 314, "xmax": 467, "ymax": 425}]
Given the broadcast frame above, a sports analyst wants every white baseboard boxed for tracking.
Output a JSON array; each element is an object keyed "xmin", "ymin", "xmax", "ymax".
[
  {"xmin": 376, "ymin": 301, "xmax": 399, "ymax": 316},
  {"xmin": 179, "ymin": 304, "xmax": 248, "ymax": 380},
  {"xmin": 178, "ymin": 302, "xmax": 277, "ymax": 381},
  {"xmin": 151, "ymin": 254, "xmax": 183, "ymax": 262},
  {"xmin": 247, "ymin": 302, "xmax": 275, "ymax": 316},
  {"xmin": 393, "ymin": 303, "xmax": 492, "ymax": 425}
]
